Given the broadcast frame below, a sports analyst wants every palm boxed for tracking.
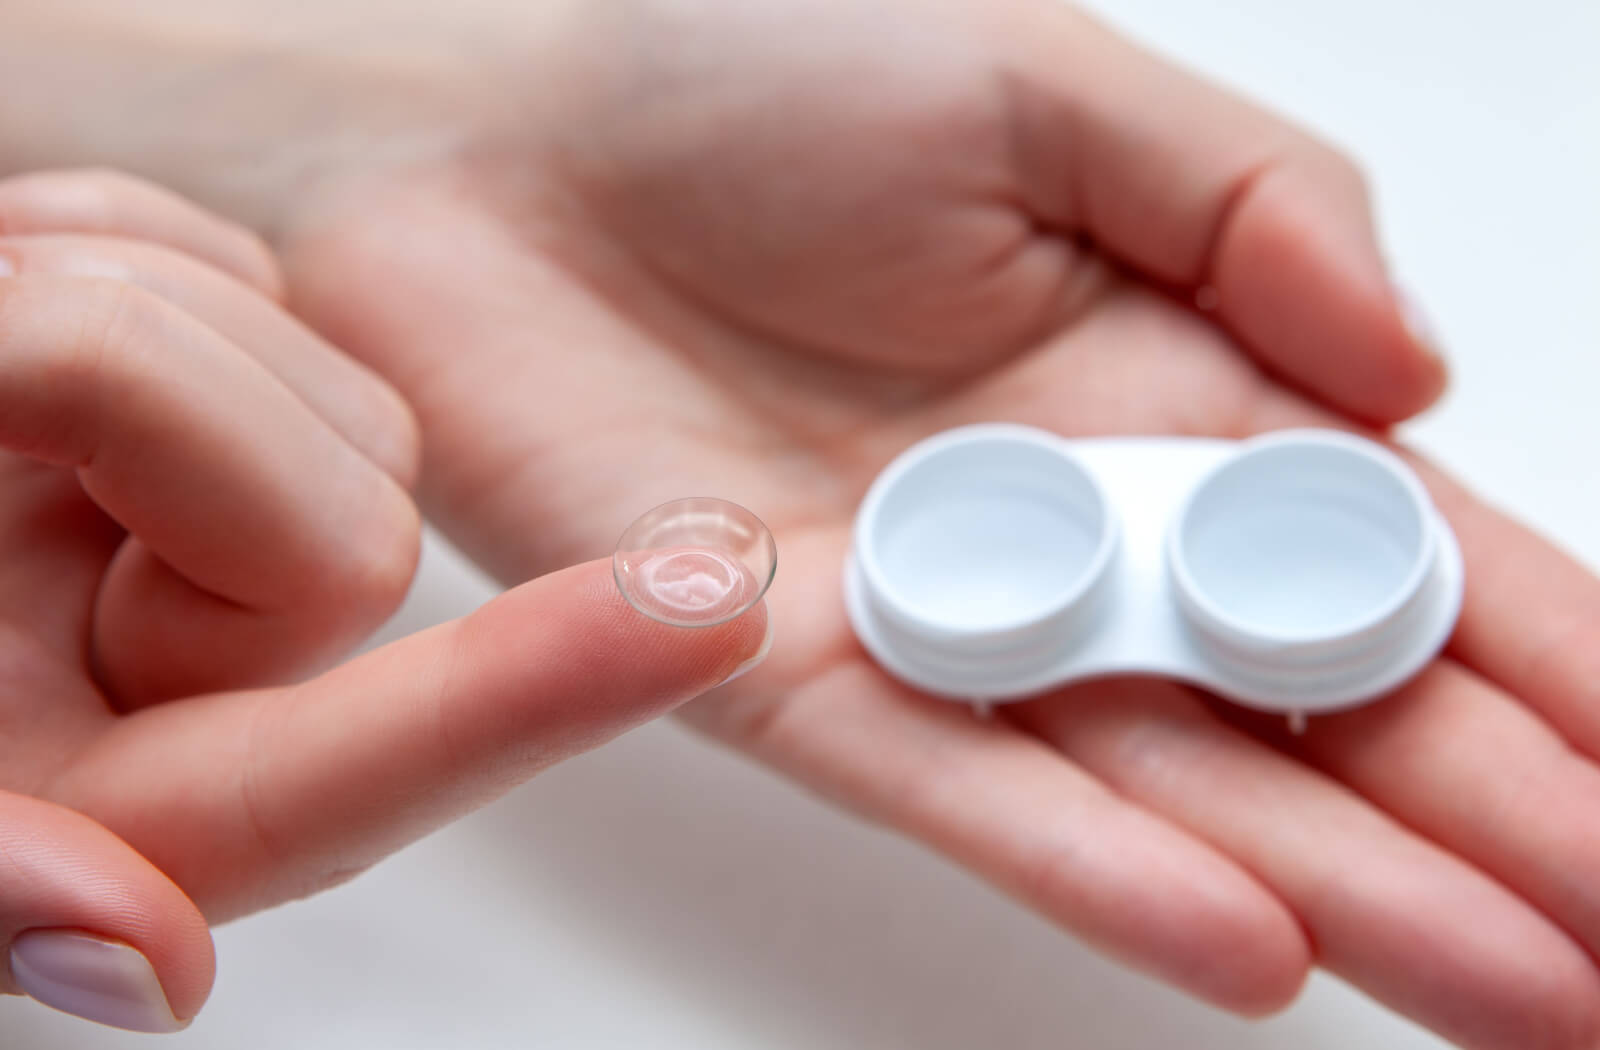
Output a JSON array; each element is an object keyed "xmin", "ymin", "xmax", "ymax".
[{"xmin": 283, "ymin": 3, "xmax": 1600, "ymax": 1045}]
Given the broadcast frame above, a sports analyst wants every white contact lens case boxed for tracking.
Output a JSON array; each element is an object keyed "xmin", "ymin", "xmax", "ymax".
[{"xmin": 843, "ymin": 425, "xmax": 1464, "ymax": 725}]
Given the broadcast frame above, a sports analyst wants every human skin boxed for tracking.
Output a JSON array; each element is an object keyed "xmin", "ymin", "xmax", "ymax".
[
  {"xmin": 0, "ymin": 169, "xmax": 769, "ymax": 1032},
  {"xmin": 3, "ymin": 2, "xmax": 1599, "ymax": 1047}
]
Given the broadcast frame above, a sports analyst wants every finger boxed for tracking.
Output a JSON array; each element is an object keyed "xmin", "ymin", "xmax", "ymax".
[
  {"xmin": 53, "ymin": 558, "xmax": 770, "ymax": 922},
  {"xmin": 1268, "ymin": 661, "xmax": 1600, "ymax": 979},
  {"xmin": 1412, "ymin": 461, "xmax": 1600, "ymax": 759},
  {"xmin": 0, "ymin": 455, "xmax": 121, "ymax": 653},
  {"xmin": 0, "ymin": 168, "xmax": 281, "ymax": 298},
  {"xmin": 685, "ymin": 669, "xmax": 1311, "ymax": 1013},
  {"xmin": 0, "ymin": 274, "xmax": 419, "ymax": 704},
  {"xmin": 994, "ymin": 3, "xmax": 1445, "ymax": 423},
  {"xmin": 0, "ymin": 790, "xmax": 212, "ymax": 1032},
  {"xmin": 1010, "ymin": 680, "xmax": 1600, "ymax": 1050},
  {"xmin": 0, "ymin": 233, "xmax": 418, "ymax": 484}
]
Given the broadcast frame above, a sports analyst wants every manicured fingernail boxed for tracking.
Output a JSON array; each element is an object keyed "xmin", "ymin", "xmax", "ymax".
[
  {"xmin": 10, "ymin": 930, "xmax": 186, "ymax": 1033},
  {"xmin": 716, "ymin": 616, "xmax": 774, "ymax": 687}
]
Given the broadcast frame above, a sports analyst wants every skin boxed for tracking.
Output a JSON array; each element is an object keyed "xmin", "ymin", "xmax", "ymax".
[
  {"xmin": 0, "ymin": 169, "xmax": 770, "ymax": 1027},
  {"xmin": 2, "ymin": 1, "xmax": 1599, "ymax": 1047}
]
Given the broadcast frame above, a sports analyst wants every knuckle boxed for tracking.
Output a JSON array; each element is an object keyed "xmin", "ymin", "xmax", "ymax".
[
  {"xmin": 235, "ymin": 693, "xmax": 377, "ymax": 906},
  {"xmin": 65, "ymin": 278, "xmax": 164, "ymax": 389},
  {"xmin": 69, "ymin": 166, "xmax": 131, "ymax": 194},
  {"xmin": 53, "ymin": 168, "xmax": 147, "ymax": 224},
  {"xmin": 238, "ymin": 698, "xmax": 293, "ymax": 872},
  {"xmin": 330, "ymin": 486, "xmax": 422, "ymax": 621},
  {"xmin": 280, "ymin": 489, "xmax": 419, "ymax": 649},
  {"xmin": 19, "ymin": 277, "xmax": 157, "ymax": 405},
  {"xmin": 1296, "ymin": 138, "xmax": 1372, "ymax": 203},
  {"xmin": 367, "ymin": 384, "xmax": 424, "ymax": 488},
  {"xmin": 0, "ymin": 274, "xmax": 167, "ymax": 461},
  {"xmin": 236, "ymin": 230, "xmax": 287, "ymax": 298},
  {"xmin": 0, "ymin": 168, "xmax": 118, "ymax": 233}
]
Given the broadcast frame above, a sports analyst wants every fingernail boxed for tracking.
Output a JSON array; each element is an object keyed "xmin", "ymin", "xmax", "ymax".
[
  {"xmin": 0, "ymin": 250, "xmax": 14, "ymax": 277},
  {"xmin": 1393, "ymin": 284, "xmax": 1449, "ymax": 399},
  {"xmin": 716, "ymin": 616, "xmax": 774, "ymax": 688},
  {"xmin": 1394, "ymin": 284, "xmax": 1446, "ymax": 362},
  {"xmin": 10, "ymin": 930, "xmax": 186, "ymax": 1033}
]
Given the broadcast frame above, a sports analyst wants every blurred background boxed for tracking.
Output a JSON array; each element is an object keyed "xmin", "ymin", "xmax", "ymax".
[{"xmin": 4, "ymin": 0, "xmax": 1595, "ymax": 1046}]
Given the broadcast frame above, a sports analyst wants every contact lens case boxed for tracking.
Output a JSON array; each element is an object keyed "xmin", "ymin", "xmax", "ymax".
[{"xmin": 843, "ymin": 425, "xmax": 1463, "ymax": 727}]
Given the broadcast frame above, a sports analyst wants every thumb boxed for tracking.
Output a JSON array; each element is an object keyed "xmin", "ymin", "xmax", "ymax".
[
  {"xmin": 59, "ymin": 556, "xmax": 771, "ymax": 920},
  {"xmin": 0, "ymin": 791, "xmax": 213, "ymax": 1033},
  {"xmin": 998, "ymin": 3, "xmax": 1446, "ymax": 423}
]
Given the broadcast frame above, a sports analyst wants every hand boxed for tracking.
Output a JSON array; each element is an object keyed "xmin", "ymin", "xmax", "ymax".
[
  {"xmin": 268, "ymin": 3, "xmax": 1599, "ymax": 1047},
  {"xmin": 0, "ymin": 170, "xmax": 769, "ymax": 1033}
]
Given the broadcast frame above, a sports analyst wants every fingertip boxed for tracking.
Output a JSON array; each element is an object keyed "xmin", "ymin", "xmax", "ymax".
[
  {"xmin": 1393, "ymin": 284, "xmax": 1452, "ymax": 410},
  {"xmin": 1146, "ymin": 864, "xmax": 1312, "ymax": 1017},
  {"xmin": 1212, "ymin": 161, "xmax": 1447, "ymax": 424},
  {"xmin": 397, "ymin": 555, "xmax": 773, "ymax": 760},
  {"xmin": 366, "ymin": 383, "xmax": 424, "ymax": 489},
  {"xmin": 553, "ymin": 557, "xmax": 773, "ymax": 698},
  {"xmin": 1321, "ymin": 317, "xmax": 1450, "ymax": 426},
  {"xmin": 229, "ymin": 231, "xmax": 288, "ymax": 304},
  {"xmin": 1203, "ymin": 916, "xmax": 1312, "ymax": 1018},
  {"xmin": 710, "ymin": 604, "xmax": 774, "ymax": 688},
  {"xmin": 1342, "ymin": 311, "xmax": 1450, "ymax": 425},
  {"xmin": 1342, "ymin": 284, "xmax": 1452, "ymax": 424},
  {"xmin": 0, "ymin": 793, "xmax": 215, "ymax": 1029},
  {"xmin": 10, "ymin": 930, "xmax": 197, "ymax": 1033}
]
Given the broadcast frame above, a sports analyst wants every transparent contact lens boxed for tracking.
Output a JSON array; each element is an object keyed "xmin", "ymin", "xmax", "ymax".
[{"xmin": 613, "ymin": 498, "xmax": 777, "ymax": 627}]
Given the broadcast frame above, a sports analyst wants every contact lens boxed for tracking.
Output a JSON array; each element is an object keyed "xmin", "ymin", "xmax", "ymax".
[{"xmin": 613, "ymin": 498, "xmax": 777, "ymax": 627}]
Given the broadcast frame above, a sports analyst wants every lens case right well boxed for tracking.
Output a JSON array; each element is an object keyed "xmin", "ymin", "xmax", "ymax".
[{"xmin": 843, "ymin": 425, "xmax": 1464, "ymax": 723}]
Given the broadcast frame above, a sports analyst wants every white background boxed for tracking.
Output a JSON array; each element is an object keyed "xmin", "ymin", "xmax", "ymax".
[{"xmin": 5, "ymin": 0, "xmax": 1597, "ymax": 1046}]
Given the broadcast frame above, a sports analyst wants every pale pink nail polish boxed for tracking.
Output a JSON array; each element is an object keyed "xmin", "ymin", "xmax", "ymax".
[{"xmin": 10, "ymin": 930, "xmax": 186, "ymax": 1033}]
